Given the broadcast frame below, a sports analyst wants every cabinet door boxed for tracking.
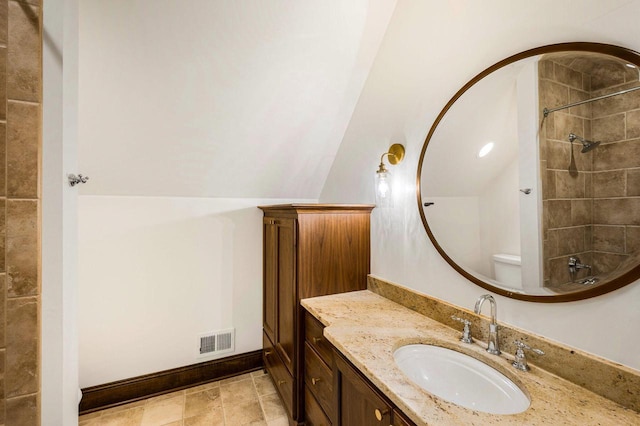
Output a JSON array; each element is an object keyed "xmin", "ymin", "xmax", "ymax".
[
  {"xmin": 334, "ymin": 353, "xmax": 392, "ymax": 426},
  {"xmin": 275, "ymin": 218, "xmax": 297, "ymax": 374},
  {"xmin": 392, "ymin": 409, "xmax": 415, "ymax": 426},
  {"xmin": 263, "ymin": 219, "xmax": 278, "ymax": 343},
  {"xmin": 264, "ymin": 217, "xmax": 297, "ymax": 374}
]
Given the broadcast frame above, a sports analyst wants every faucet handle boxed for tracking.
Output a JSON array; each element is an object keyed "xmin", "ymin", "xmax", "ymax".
[
  {"xmin": 451, "ymin": 315, "xmax": 473, "ymax": 344},
  {"xmin": 512, "ymin": 340, "xmax": 544, "ymax": 371}
]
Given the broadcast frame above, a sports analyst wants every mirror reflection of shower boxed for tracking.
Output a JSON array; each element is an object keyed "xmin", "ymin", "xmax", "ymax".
[{"xmin": 568, "ymin": 133, "xmax": 600, "ymax": 153}]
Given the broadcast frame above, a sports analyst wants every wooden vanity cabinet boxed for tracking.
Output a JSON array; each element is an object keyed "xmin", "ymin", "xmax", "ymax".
[
  {"xmin": 259, "ymin": 204, "xmax": 373, "ymax": 424},
  {"xmin": 302, "ymin": 307, "xmax": 417, "ymax": 426}
]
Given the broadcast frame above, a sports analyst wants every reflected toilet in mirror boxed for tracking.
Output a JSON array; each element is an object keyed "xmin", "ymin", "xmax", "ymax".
[{"xmin": 492, "ymin": 254, "xmax": 522, "ymax": 290}]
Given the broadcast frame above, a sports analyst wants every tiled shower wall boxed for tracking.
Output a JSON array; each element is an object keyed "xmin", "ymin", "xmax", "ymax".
[
  {"xmin": 591, "ymin": 76, "xmax": 640, "ymax": 276},
  {"xmin": 539, "ymin": 58, "xmax": 595, "ymax": 289},
  {"xmin": 539, "ymin": 55, "xmax": 640, "ymax": 289},
  {"xmin": 1, "ymin": 0, "xmax": 42, "ymax": 424}
]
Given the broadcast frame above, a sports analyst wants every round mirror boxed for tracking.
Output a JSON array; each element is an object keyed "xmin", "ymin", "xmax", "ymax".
[{"xmin": 417, "ymin": 43, "xmax": 640, "ymax": 302}]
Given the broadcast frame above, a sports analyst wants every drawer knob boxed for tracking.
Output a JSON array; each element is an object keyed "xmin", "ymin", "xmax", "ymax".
[
  {"xmin": 278, "ymin": 380, "xmax": 286, "ymax": 386},
  {"xmin": 312, "ymin": 337, "xmax": 322, "ymax": 344},
  {"xmin": 264, "ymin": 350, "xmax": 272, "ymax": 357},
  {"xmin": 311, "ymin": 377, "xmax": 321, "ymax": 385},
  {"xmin": 374, "ymin": 408, "xmax": 388, "ymax": 421}
]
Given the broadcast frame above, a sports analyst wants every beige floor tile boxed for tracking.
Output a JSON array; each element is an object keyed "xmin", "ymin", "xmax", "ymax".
[
  {"xmin": 251, "ymin": 369, "xmax": 268, "ymax": 377},
  {"xmin": 78, "ymin": 372, "xmax": 289, "ymax": 426},
  {"xmin": 79, "ymin": 418, "xmax": 102, "ymax": 426},
  {"xmin": 183, "ymin": 407, "xmax": 224, "ymax": 426},
  {"xmin": 219, "ymin": 372, "xmax": 253, "ymax": 385},
  {"xmin": 185, "ymin": 381, "xmax": 219, "ymax": 394},
  {"xmin": 220, "ymin": 379, "xmax": 258, "ymax": 404},
  {"xmin": 98, "ymin": 407, "xmax": 145, "ymax": 426},
  {"xmin": 223, "ymin": 399, "xmax": 265, "ymax": 424},
  {"xmin": 141, "ymin": 396, "xmax": 184, "ymax": 426},
  {"xmin": 145, "ymin": 390, "xmax": 185, "ymax": 405},
  {"xmin": 184, "ymin": 387, "xmax": 222, "ymax": 418},
  {"xmin": 253, "ymin": 375, "xmax": 276, "ymax": 396},
  {"xmin": 99, "ymin": 400, "xmax": 147, "ymax": 416},
  {"xmin": 266, "ymin": 416, "xmax": 289, "ymax": 426},
  {"xmin": 79, "ymin": 411, "xmax": 102, "ymax": 421},
  {"xmin": 259, "ymin": 393, "xmax": 286, "ymax": 421}
]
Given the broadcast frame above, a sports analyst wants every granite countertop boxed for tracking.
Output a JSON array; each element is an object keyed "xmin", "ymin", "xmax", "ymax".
[{"xmin": 301, "ymin": 290, "xmax": 640, "ymax": 426}]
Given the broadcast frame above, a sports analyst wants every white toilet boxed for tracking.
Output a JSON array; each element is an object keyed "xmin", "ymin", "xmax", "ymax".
[{"xmin": 492, "ymin": 254, "xmax": 522, "ymax": 290}]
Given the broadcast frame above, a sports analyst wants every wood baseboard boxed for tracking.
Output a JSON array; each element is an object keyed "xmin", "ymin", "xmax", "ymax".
[{"xmin": 79, "ymin": 350, "xmax": 263, "ymax": 415}]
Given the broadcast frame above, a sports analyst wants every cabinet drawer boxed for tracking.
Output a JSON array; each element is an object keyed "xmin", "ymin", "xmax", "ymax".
[
  {"xmin": 305, "ymin": 342, "xmax": 334, "ymax": 419},
  {"xmin": 305, "ymin": 311, "xmax": 334, "ymax": 367},
  {"xmin": 263, "ymin": 333, "xmax": 294, "ymax": 417},
  {"xmin": 305, "ymin": 385, "xmax": 332, "ymax": 426}
]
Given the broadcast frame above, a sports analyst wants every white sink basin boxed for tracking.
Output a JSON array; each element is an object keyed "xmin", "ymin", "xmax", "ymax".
[{"xmin": 394, "ymin": 344, "xmax": 529, "ymax": 414}]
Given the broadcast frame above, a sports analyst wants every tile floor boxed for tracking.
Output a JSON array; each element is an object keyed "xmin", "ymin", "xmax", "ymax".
[{"xmin": 78, "ymin": 370, "xmax": 288, "ymax": 426}]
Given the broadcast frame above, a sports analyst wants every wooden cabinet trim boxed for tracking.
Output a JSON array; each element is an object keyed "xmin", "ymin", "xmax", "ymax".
[{"xmin": 259, "ymin": 204, "xmax": 375, "ymax": 215}]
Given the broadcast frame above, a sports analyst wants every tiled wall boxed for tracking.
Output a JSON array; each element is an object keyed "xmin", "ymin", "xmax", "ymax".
[
  {"xmin": 539, "ymin": 58, "xmax": 594, "ymax": 289},
  {"xmin": 591, "ymin": 73, "xmax": 640, "ymax": 277},
  {"xmin": 539, "ymin": 54, "xmax": 640, "ymax": 290},
  {"xmin": 0, "ymin": 0, "xmax": 42, "ymax": 424}
]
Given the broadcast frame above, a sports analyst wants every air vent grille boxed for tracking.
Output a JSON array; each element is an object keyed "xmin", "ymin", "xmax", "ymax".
[
  {"xmin": 199, "ymin": 328, "xmax": 235, "ymax": 357},
  {"xmin": 200, "ymin": 335, "xmax": 216, "ymax": 354}
]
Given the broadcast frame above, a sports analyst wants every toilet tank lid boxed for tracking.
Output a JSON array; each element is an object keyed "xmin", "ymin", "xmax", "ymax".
[{"xmin": 492, "ymin": 254, "xmax": 521, "ymax": 265}]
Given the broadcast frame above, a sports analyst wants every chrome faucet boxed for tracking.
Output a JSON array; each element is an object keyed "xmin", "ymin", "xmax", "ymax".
[
  {"xmin": 568, "ymin": 256, "xmax": 591, "ymax": 282},
  {"xmin": 474, "ymin": 294, "xmax": 500, "ymax": 355}
]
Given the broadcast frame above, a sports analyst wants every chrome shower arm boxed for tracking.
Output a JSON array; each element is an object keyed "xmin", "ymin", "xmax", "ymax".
[{"xmin": 568, "ymin": 133, "xmax": 584, "ymax": 143}]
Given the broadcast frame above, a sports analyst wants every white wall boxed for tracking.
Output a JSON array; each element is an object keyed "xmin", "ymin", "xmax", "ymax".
[
  {"xmin": 320, "ymin": 0, "xmax": 640, "ymax": 371},
  {"xmin": 78, "ymin": 196, "xmax": 314, "ymax": 387},
  {"xmin": 78, "ymin": 0, "xmax": 396, "ymax": 199}
]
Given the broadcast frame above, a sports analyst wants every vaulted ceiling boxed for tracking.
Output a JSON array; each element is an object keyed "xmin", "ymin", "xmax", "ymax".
[{"xmin": 78, "ymin": 1, "xmax": 397, "ymax": 198}]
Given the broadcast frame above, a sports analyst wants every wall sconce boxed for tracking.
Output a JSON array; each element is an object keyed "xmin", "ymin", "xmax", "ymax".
[{"xmin": 375, "ymin": 143, "xmax": 405, "ymax": 208}]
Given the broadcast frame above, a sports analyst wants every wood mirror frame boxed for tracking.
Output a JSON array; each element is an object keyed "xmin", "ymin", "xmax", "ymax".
[{"xmin": 417, "ymin": 42, "xmax": 640, "ymax": 302}]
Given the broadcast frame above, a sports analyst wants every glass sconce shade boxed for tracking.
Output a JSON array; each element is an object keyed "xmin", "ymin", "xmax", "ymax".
[
  {"xmin": 376, "ymin": 167, "xmax": 393, "ymax": 208},
  {"xmin": 375, "ymin": 144, "xmax": 404, "ymax": 208}
]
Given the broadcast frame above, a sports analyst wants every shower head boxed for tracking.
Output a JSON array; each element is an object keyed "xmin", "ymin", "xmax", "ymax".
[
  {"xmin": 568, "ymin": 133, "xmax": 601, "ymax": 153},
  {"xmin": 581, "ymin": 140, "xmax": 600, "ymax": 153}
]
